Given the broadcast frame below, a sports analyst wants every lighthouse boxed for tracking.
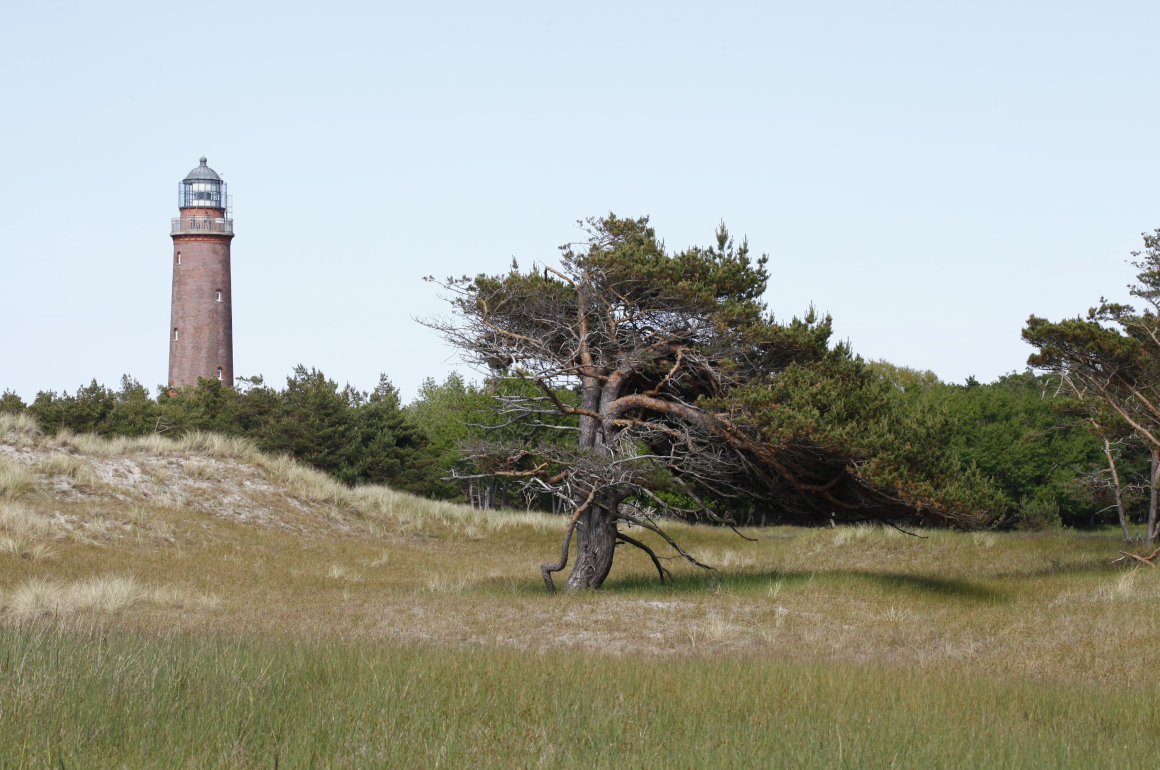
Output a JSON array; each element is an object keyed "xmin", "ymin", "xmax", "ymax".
[{"xmin": 169, "ymin": 157, "xmax": 234, "ymax": 388}]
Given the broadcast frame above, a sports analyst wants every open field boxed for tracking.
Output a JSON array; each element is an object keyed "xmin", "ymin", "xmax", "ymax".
[{"xmin": 2, "ymin": 412, "xmax": 1159, "ymax": 767}]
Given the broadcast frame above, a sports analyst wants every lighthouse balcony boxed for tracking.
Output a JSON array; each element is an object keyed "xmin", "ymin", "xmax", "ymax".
[{"xmin": 171, "ymin": 216, "xmax": 234, "ymax": 235}]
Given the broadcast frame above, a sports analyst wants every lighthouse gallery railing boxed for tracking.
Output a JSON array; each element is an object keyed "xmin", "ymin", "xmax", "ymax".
[{"xmin": 171, "ymin": 216, "xmax": 234, "ymax": 235}]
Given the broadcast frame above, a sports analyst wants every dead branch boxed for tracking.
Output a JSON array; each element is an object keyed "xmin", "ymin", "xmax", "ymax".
[
  {"xmin": 616, "ymin": 532, "xmax": 671, "ymax": 584},
  {"xmin": 1112, "ymin": 547, "xmax": 1160, "ymax": 567},
  {"xmin": 617, "ymin": 511, "xmax": 716, "ymax": 572}
]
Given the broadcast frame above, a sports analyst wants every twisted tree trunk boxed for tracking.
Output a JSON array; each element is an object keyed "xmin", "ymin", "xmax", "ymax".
[
  {"xmin": 564, "ymin": 492, "xmax": 619, "ymax": 590},
  {"xmin": 561, "ymin": 348, "xmax": 622, "ymax": 590}
]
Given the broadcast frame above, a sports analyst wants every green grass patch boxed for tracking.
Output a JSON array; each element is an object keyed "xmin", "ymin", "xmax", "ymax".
[{"xmin": 2, "ymin": 625, "xmax": 1157, "ymax": 769}]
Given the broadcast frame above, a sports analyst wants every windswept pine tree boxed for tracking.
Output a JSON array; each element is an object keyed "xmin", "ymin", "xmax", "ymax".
[{"xmin": 427, "ymin": 215, "xmax": 998, "ymax": 591}]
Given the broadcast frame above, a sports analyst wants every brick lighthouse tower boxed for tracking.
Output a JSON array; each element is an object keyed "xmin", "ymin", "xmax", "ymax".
[{"xmin": 169, "ymin": 157, "xmax": 234, "ymax": 388}]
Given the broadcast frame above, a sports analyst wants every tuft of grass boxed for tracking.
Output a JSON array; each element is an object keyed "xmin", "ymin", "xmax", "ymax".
[
  {"xmin": 52, "ymin": 431, "xmax": 138, "ymax": 458},
  {"xmin": 181, "ymin": 460, "xmax": 218, "ymax": 480},
  {"xmin": 4, "ymin": 575, "xmax": 143, "ymax": 620},
  {"xmin": 36, "ymin": 451, "xmax": 99, "ymax": 487},
  {"xmin": 701, "ymin": 613, "xmax": 744, "ymax": 644},
  {"xmin": 0, "ymin": 500, "xmax": 53, "ymax": 536},
  {"xmin": 696, "ymin": 546, "xmax": 757, "ymax": 571},
  {"xmin": 971, "ymin": 531, "xmax": 998, "ymax": 548},
  {"xmin": 0, "ymin": 412, "xmax": 40, "ymax": 445},
  {"xmin": 1108, "ymin": 568, "xmax": 1140, "ymax": 601},
  {"xmin": 1, "ymin": 575, "xmax": 222, "ymax": 622},
  {"xmin": 830, "ymin": 523, "xmax": 873, "ymax": 545},
  {"xmin": 326, "ymin": 564, "xmax": 364, "ymax": 583},
  {"xmin": 114, "ymin": 505, "xmax": 177, "ymax": 543},
  {"xmin": 43, "ymin": 430, "xmax": 251, "ymax": 461},
  {"xmin": 0, "ymin": 501, "xmax": 55, "ymax": 559},
  {"xmin": 65, "ymin": 574, "xmax": 144, "ymax": 614},
  {"xmin": 881, "ymin": 605, "xmax": 912, "ymax": 623},
  {"xmin": 263, "ymin": 455, "xmax": 355, "ymax": 512},
  {"xmin": 422, "ymin": 571, "xmax": 471, "ymax": 594},
  {"xmin": 0, "ymin": 464, "xmax": 36, "ymax": 501},
  {"xmin": 485, "ymin": 509, "xmax": 557, "ymax": 533},
  {"xmin": 173, "ymin": 432, "xmax": 262, "ymax": 461},
  {"xmin": 0, "ymin": 534, "xmax": 55, "ymax": 561}
]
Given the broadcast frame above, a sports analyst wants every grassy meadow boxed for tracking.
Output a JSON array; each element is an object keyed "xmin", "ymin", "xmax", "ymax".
[{"xmin": 2, "ymin": 412, "xmax": 1159, "ymax": 767}]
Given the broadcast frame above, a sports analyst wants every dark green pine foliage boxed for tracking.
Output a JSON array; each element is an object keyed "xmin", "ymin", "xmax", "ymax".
[
  {"xmin": 28, "ymin": 380, "xmax": 120, "ymax": 435},
  {"xmin": 25, "ymin": 376, "xmax": 160, "ymax": 436},
  {"xmin": 156, "ymin": 377, "xmax": 275, "ymax": 436},
  {"xmin": 258, "ymin": 366, "xmax": 360, "ymax": 480},
  {"xmin": 106, "ymin": 376, "xmax": 160, "ymax": 436},
  {"xmin": 712, "ymin": 355, "xmax": 1007, "ymax": 525},
  {"xmin": 0, "ymin": 390, "xmax": 27, "ymax": 414},
  {"xmin": 345, "ymin": 375, "xmax": 432, "ymax": 493}
]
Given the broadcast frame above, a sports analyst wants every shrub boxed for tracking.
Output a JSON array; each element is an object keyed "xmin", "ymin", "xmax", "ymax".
[{"xmin": 1013, "ymin": 495, "xmax": 1062, "ymax": 531}]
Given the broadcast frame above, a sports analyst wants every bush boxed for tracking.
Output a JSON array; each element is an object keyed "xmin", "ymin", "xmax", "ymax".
[
  {"xmin": 0, "ymin": 390, "xmax": 27, "ymax": 414},
  {"xmin": 1013, "ymin": 495, "xmax": 1062, "ymax": 531}
]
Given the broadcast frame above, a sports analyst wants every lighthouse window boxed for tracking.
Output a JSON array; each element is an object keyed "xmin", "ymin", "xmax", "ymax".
[
  {"xmin": 216, "ymin": 289, "xmax": 222, "ymax": 302},
  {"xmin": 217, "ymin": 368, "xmax": 223, "ymax": 380},
  {"xmin": 173, "ymin": 328, "xmax": 179, "ymax": 341},
  {"xmin": 190, "ymin": 181, "xmax": 221, "ymax": 207},
  {"xmin": 176, "ymin": 252, "xmax": 182, "ymax": 265}
]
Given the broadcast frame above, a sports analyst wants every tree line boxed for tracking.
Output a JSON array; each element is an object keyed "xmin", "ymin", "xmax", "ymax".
[{"xmin": 0, "ymin": 360, "xmax": 1119, "ymax": 528}]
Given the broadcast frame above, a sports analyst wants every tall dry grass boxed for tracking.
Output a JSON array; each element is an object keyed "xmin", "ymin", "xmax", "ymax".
[
  {"xmin": 0, "ymin": 412, "xmax": 40, "ymax": 444},
  {"xmin": 2, "ymin": 626, "xmax": 1158, "ymax": 769},
  {"xmin": 0, "ymin": 501, "xmax": 56, "ymax": 560},
  {"xmin": 36, "ymin": 450, "xmax": 99, "ymax": 486},
  {"xmin": 0, "ymin": 464, "xmax": 36, "ymax": 501}
]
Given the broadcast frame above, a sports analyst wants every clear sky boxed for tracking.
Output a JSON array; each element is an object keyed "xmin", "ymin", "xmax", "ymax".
[{"xmin": 2, "ymin": 1, "xmax": 1157, "ymax": 402}]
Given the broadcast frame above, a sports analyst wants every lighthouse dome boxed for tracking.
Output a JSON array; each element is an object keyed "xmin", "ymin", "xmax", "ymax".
[
  {"xmin": 179, "ymin": 156, "xmax": 226, "ymax": 210},
  {"xmin": 184, "ymin": 156, "xmax": 222, "ymax": 182}
]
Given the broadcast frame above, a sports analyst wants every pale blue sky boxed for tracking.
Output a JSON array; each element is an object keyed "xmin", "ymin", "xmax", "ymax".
[{"xmin": 2, "ymin": 1, "xmax": 1157, "ymax": 402}]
